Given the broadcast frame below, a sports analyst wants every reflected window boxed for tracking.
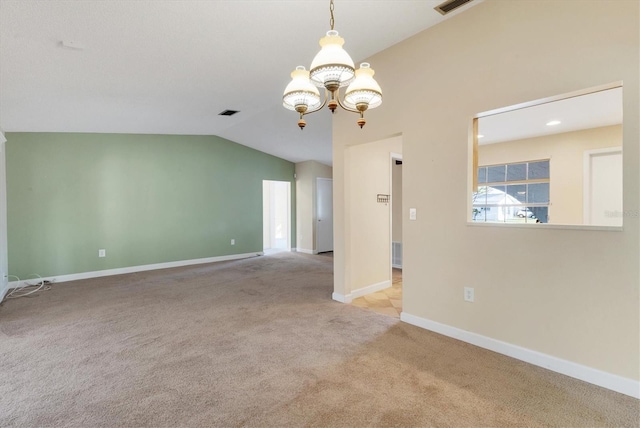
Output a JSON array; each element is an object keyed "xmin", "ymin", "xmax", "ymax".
[{"xmin": 473, "ymin": 160, "xmax": 550, "ymax": 224}]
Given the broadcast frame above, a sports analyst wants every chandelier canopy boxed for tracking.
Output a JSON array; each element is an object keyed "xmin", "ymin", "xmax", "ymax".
[{"xmin": 282, "ymin": 0, "xmax": 383, "ymax": 130}]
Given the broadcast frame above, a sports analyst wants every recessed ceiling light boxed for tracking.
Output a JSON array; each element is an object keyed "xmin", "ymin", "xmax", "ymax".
[
  {"xmin": 546, "ymin": 120, "xmax": 561, "ymax": 126},
  {"xmin": 477, "ymin": 134, "xmax": 484, "ymax": 138}
]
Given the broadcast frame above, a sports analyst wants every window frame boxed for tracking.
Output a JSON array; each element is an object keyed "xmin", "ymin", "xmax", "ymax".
[{"xmin": 473, "ymin": 159, "xmax": 550, "ymax": 224}]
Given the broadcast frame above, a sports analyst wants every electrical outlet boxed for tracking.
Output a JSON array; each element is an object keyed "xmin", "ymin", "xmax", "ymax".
[
  {"xmin": 464, "ymin": 287, "xmax": 474, "ymax": 302},
  {"xmin": 409, "ymin": 208, "xmax": 417, "ymax": 220},
  {"xmin": 98, "ymin": 249, "xmax": 106, "ymax": 258},
  {"xmin": 231, "ymin": 239, "xmax": 235, "ymax": 245}
]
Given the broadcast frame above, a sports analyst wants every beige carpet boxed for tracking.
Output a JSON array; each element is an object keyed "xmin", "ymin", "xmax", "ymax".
[{"xmin": 0, "ymin": 252, "xmax": 637, "ymax": 427}]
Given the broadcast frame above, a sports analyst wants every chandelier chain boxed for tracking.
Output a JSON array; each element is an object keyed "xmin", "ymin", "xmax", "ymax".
[{"xmin": 329, "ymin": 0, "xmax": 335, "ymax": 30}]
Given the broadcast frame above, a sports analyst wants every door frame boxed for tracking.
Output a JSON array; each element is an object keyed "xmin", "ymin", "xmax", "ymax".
[
  {"xmin": 0, "ymin": 132, "xmax": 8, "ymax": 301},
  {"xmin": 390, "ymin": 152, "xmax": 403, "ymax": 281}
]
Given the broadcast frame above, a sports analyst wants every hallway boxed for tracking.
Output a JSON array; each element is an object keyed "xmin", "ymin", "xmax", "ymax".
[{"xmin": 351, "ymin": 268, "xmax": 402, "ymax": 318}]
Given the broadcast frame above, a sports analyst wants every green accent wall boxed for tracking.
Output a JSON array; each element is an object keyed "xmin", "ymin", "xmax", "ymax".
[{"xmin": 6, "ymin": 133, "xmax": 295, "ymax": 278}]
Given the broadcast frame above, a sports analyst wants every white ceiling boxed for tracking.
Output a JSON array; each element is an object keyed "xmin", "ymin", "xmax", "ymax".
[
  {"xmin": 478, "ymin": 87, "xmax": 623, "ymax": 145},
  {"xmin": 0, "ymin": 0, "xmax": 482, "ymax": 166}
]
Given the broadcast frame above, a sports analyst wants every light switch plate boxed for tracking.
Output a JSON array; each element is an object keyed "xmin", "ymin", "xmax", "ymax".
[{"xmin": 464, "ymin": 287, "xmax": 475, "ymax": 302}]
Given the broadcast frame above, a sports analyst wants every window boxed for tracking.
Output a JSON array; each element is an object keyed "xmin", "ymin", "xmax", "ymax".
[{"xmin": 473, "ymin": 160, "xmax": 550, "ymax": 223}]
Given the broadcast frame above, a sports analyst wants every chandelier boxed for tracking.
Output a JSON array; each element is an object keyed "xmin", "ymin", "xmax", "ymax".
[{"xmin": 282, "ymin": 0, "xmax": 383, "ymax": 130}]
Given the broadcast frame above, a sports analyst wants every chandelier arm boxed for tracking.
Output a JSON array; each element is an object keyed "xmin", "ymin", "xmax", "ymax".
[
  {"xmin": 302, "ymin": 89, "xmax": 330, "ymax": 116},
  {"xmin": 335, "ymin": 92, "xmax": 361, "ymax": 114}
]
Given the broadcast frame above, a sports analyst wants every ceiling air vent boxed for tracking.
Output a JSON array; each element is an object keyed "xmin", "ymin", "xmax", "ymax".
[
  {"xmin": 435, "ymin": 0, "xmax": 474, "ymax": 15},
  {"xmin": 218, "ymin": 109, "xmax": 239, "ymax": 116}
]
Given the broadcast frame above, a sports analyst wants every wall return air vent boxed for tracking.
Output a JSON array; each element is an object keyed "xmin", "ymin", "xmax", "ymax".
[{"xmin": 435, "ymin": 0, "xmax": 474, "ymax": 15}]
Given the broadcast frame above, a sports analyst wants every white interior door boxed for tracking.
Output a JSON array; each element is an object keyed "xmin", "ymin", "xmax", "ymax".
[
  {"xmin": 263, "ymin": 180, "xmax": 291, "ymax": 252},
  {"xmin": 0, "ymin": 139, "xmax": 9, "ymax": 298},
  {"xmin": 584, "ymin": 148, "xmax": 622, "ymax": 226},
  {"xmin": 316, "ymin": 178, "xmax": 333, "ymax": 253}
]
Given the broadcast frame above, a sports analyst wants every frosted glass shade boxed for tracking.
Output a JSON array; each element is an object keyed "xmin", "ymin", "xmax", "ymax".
[
  {"xmin": 344, "ymin": 63, "xmax": 382, "ymax": 109},
  {"xmin": 309, "ymin": 30, "xmax": 355, "ymax": 88},
  {"xmin": 283, "ymin": 66, "xmax": 321, "ymax": 111}
]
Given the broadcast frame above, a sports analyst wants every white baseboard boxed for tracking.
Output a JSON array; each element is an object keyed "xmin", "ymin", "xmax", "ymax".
[
  {"xmin": 400, "ymin": 312, "xmax": 640, "ymax": 399},
  {"xmin": 392, "ymin": 264, "xmax": 402, "ymax": 269},
  {"xmin": 0, "ymin": 283, "xmax": 8, "ymax": 303},
  {"xmin": 8, "ymin": 252, "xmax": 263, "ymax": 289},
  {"xmin": 350, "ymin": 280, "xmax": 391, "ymax": 299},
  {"xmin": 297, "ymin": 248, "xmax": 314, "ymax": 255},
  {"xmin": 332, "ymin": 292, "xmax": 352, "ymax": 303},
  {"xmin": 332, "ymin": 280, "xmax": 392, "ymax": 304}
]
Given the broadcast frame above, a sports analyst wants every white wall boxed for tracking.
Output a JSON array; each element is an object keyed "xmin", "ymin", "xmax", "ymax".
[
  {"xmin": 333, "ymin": 0, "xmax": 639, "ymax": 390},
  {"xmin": 0, "ymin": 130, "xmax": 8, "ymax": 301},
  {"xmin": 295, "ymin": 161, "xmax": 332, "ymax": 253}
]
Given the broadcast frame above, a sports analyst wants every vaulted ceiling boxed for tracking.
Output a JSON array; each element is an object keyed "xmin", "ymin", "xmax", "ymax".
[{"xmin": 0, "ymin": 0, "xmax": 480, "ymax": 165}]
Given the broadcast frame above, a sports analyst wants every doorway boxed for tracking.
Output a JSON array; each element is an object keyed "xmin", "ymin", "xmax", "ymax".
[
  {"xmin": 389, "ymin": 153, "xmax": 404, "ymax": 315},
  {"xmin": 316, "ymin": 177, "xmax": 333, "ymax": 253},
  {"xmin": 391, "ymin": 154, "xmax": 403, "ymax": 270},
  {"xmin": 584, "ymin": 147, "xmax": 622, "ymax": 226},
  {"xmin": 350, "ymin": 149, "xmax": 404, "ymax": 318},
  {"xmin": 263, "ymin": 180, "xmax": 291, "ymax": 253}
]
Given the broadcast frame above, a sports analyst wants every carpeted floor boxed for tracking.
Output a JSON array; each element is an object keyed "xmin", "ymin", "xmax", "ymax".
[{"xmin": 0, "ymin": 252, "xmax": 637, "ymax": 427}]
